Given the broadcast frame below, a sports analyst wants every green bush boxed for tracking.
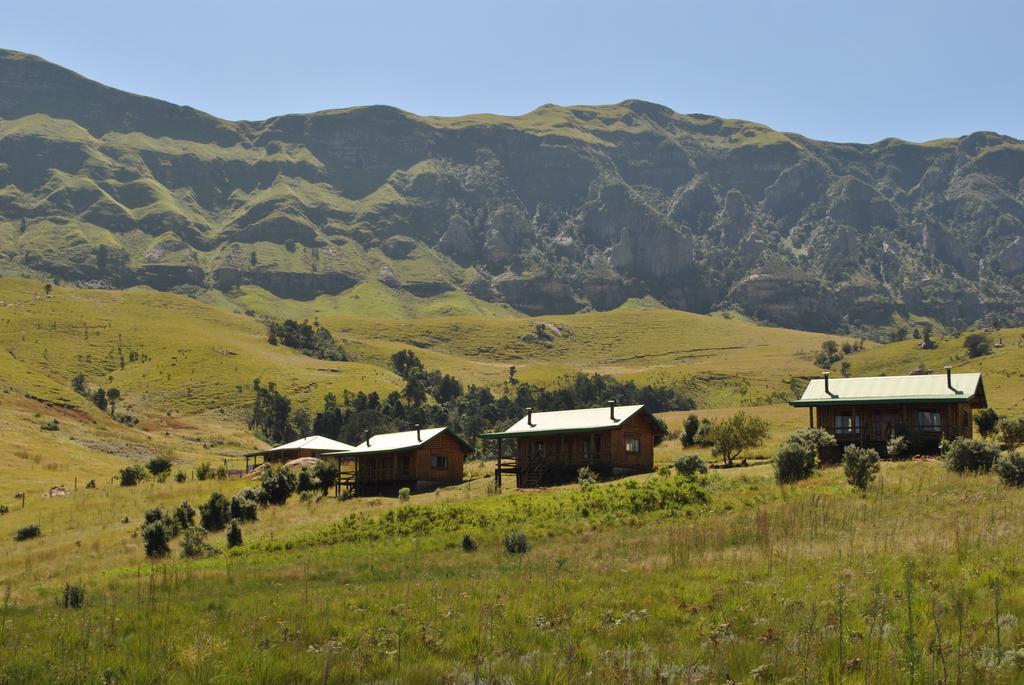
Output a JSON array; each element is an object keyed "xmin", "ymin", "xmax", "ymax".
[
  {"xmin": 462, "ymin": 534, "xmax": 478, "ymax": 552},
  {"xmin": 974, "ymin": 408, "xmax": 1000, "ymax": 439},
  {"xmin": 226, "ymin": 519, "xmax": 243, "ymax": 548},
  {"xmin": 172, "ymin": 501, "xmax": 196, "ymax": 531},
  {"xmin": 577, "ymin": 466, "xmax": 598, "ymax": 490},
  {"xmin": 774, "ymin": 440, "xmax": 817, "ymax": 484},
  {"xmin": 994, "ymin": 452, "xmax": 1024, "ymax": 487},
  {"xmin": 296, "ymin": 467, "xmax": 319, "ymax": 494},
  {"xmin": 313, "ymin": 460, "xmax": 340, "ymax": 495},
  {"xmin": 999, "ymin": 417, "xmax": 1024, "ymax": 451},
  {"xmin": 14, "ymin": 524, "xmax": 41, "ymax": 541},
  {"xmin": 681, "ymin": 414, "xmax": 700, "ymax": 447},
  {"xmin": 942, "ymin": 437, "xmax": 1000, "ymax": 474},
  {"xmin": 964, "ymin": 333, "xmax": 992, "ymax": 358},
  {"xmin": 141, "ymin": 521, "xmax": 170, "ymax": 557},
  {"xmin": 61, "ymin": 583, "xmax": 85, "ymax": 609},
  {"xmin": 174, "ymin": 471, "xmax": 187, "ymax": 483},
  {"xmin": 181, "ymin": 526, "xmax": 217, "ymax": 558},
  {"xmin": 260, "ymin": 465, "xmax": 297, "ymax": 505},
  {"xmin": 843, "ymin": 445, "xmax": 881, "ymax": 490},
  {"xmin": 503, "ymin": 530, "xmax": 529, "ymax": 555},
  {"xmin": 146, "ymin": 456, "xmax": 173, "ymax": 477},
  {"xmin": 886, "ymin": 435, "xmax": 910, "ymax": 460},
  {"xmin": 673, "ymin": 454, "xmax": 708, "ymax": 477},
  {"xmin": 195, "ymin": 462, "xmax": 213, "ymax": 481},
  {"xmin": 119, "ymin": 465, "xmax": 146, "ymax": 487},
  {"xmin": 397, "ymin": 487, "xmax": 412, "ymax": 502},
  {"xmin": 199, "ymin": 492, "xmax": 231, "ymax": 531},
  {"xmin": 230, "ymin": 490, "xmax": 260, "ymax": 522}
]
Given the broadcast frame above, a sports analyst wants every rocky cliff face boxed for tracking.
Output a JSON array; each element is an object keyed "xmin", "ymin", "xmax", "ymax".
[{"xmin": 1, "ymin": 49, "xmax": 1023, "ymax": 332}]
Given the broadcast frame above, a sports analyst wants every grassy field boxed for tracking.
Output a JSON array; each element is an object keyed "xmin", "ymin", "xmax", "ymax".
[
  {"xmin": 4, "ymin": 278, "xmax": 1024, "ymax": 682},
  {"xmin": 3, "ymin": 462, "xmax": 1024, "ymax": 683}
]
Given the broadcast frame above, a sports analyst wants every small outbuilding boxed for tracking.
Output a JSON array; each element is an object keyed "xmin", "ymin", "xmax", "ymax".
[
  {"xmin": 482, "ymin": 402, "xmax": 662, "ymax": 488},
  {"xmin": 790, "ymin": 368, "xmax": 987, "ymax": 458},
  {"xmin": 243, "ymin": 435, "xmax": 355, "ymax": 472},
  {"xmin": 325, "ymin": 426, "xmax": 471, "ymax": 496}
]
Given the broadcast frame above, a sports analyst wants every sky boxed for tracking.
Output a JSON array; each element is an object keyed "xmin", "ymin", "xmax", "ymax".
[{"xmin": 2, "ymin": 0, "xmax": 1022, "ymax": 143}]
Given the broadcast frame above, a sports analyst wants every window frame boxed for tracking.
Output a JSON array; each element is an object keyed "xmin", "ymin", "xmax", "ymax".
[
  {"xmin": 834, "ymin": 413, "xmax": 862, "ymax": 435},
  {"xmin": 624, "ymin": 436, "xmax": 641, "ymax": 454},
  {"xmin": 431, "ymin": 454, "xmax": 449, "ymax": 469},
  {"xmin": 916, "ymin": 410, "xmax": 942, "ymax": 433}
]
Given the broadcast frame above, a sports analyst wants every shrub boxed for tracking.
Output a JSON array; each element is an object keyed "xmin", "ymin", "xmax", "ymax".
[
  {"xmin": 461, "ymin": 534, "xmax": 478, "ymax": 552},
  {"xmin": 174, "ymin": 471, "xmax": 187, "ymax": 483},
  {"xmin": 313, "ymin": 460, "xmax": 340, "ymax": 495},
  {"xmin": 397, "ymin": 487, "xmax": 412, "ymax": 502},
  {"xmin": 995, "ymin": 452, "xmax": 1024, "ymax": 487},
  {"xmin": 681, "ymin": 414, "xmax": 700, "ymax": 447},
  {"xmin": 974, "ymin": 408, "xmax": 1000, "ymax": 439},
  {"xmin": 999, "ymin": 417, "xmax": 1024, "ymax": 451},
  {"xmin": 61, "ymin": 583, "xmax": 85, "ymax": 609},
  {"xmin": 181, "ymin": 527, "xmax": 217, "ymax": 558},
  {"xmin": 843, "ymin": 445, "xmax": 881, "ymax": 490},
  {"xmin": 787, "ymin": 427, "xmax": 837, "ymax": 454},
  {"xmin": 119, "ymin": 465, "xmax": 146, "ymax": 487},
  {"xmin": 0, "ymin": 504, "xmax": 8, "ymax": 515},
  {"xmin": 774, "ymin": 440, "xmax": 817, "ymax": 484},
  {"xmin": 503, "ymin": 530, "xmax": 529, "ymax": 555},
  {"xmin": 146, "ymin": 456, "xmax": 173, "ymax": 477},
  {"xmin": 172, "ymin": 501, "xmax": 196, "ymax": 531},
  {"xmin": 261, "ymin": 465, "xmax": 297, "ymax": 505},
  {"xmin": 40, "ymin": 419, "xmax": 60, "ymax": 431},
  {"xmin": 230, "ymin": 491, "xmax": 260, "ymax": 522},
  {"xmin": 942, "ymin": 437, "xmax": 1000, "ymax": 474},
  {"xmin": 226, "ymin": 519, "xmax": 243, "ymax": 548},
  {"xmin": 296, "ymin": 467, "xmax": 319, "ymax": 494},
  {"xmin": 85, "ymin": 479, "xmax": 96, "ymax": 489},
  {"xmin": 673, "ymin": 454, "xmax": 708, "ymax": 478},
  {"xmin": 964, "ymin": 333, "xmax": 993, "ymax": 358},
  {"xmin": 577, "ymin": 466, "xmax": 598, "ymax": 490},
  {"xmin": 14, "ymin": 524, "xmax": 41, "ymax": 541},
  {"xmin": 707, "ymin": 412, "xmax": 770, "ymax": 466},
  {"xmin": 199, "ymin": 492, "xmax": 231, "ymax": 531},
  {"xmin": 214, "ymin": 466, "xmax": 228, "ymax": 480},
  {"xmin": 195, "ymin": 462, "xmax": 213, "ymax": 481},
  {"xmin": 141, "ymin": 521, "xmax": 170, "ymax": 557},
  {"xmin": 886, "ymin": 435, "xmax": 910, "ymax": 460}
]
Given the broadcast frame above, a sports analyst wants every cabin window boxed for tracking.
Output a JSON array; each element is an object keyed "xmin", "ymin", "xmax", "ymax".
[
  {"xmin": 916, "ymin": 411, "xmax": 942, "ymax": 432},
  {"xmin": 834, "ymin": 413, "xmax": 862, "ymax": 434},
  {"xmin": 625, "ymin": 437, "xmax": 641, "ymax": 454},
  {"xmin": 431, "ymin": 455, "xmax": 449, "ymax": 469},
  {"xmin": 399, "ymin": 454, "xmax": 411, "ymax": 474}
]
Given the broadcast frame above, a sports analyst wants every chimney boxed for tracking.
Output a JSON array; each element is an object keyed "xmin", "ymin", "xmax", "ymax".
[
  {"xmin": 364, "ymin": 430, "xmax": 371, "ymax": 447},
  {"xmin": 945, "ymin": 365, "xmax": 954, "ymax": 391},
  {"xmin": 823, "ymin": 371, "xmax": 834, "ymax": 397},
  {"xmin": 527, "ymin": 407, "xmax": 535, "ymax": 427},
  {"xmin": 415, "ymin": 423, "xmax": 421, "ymax": 442},
  {"xmin": 608, "ymin": 399, "xmax": 618, "ymax": 422}
]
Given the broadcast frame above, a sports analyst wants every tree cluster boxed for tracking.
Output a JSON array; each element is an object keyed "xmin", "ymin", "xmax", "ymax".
[{"xmin": 266, "ymin": 319, "xmax": 347, "ymax": 361}]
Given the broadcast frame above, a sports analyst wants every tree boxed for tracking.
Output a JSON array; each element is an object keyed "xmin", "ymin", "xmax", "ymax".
[
  {"xmin": 681, "ymin": 414, "xmax": 700, "ymax": 447},
  {"xmin": 19, "ymin": 218, "xmax": 27, "ymax": 233},
  {"xmin": 250, "ymin": 250, "xmax": 257, "ymax": 267},
  {"xmin": 226, "ymin": 519, "xmax": 243, "ymax": 548},
  {"xmin": 507, "ymin": 365, "xmax": 518, "ymax": 385},
  {"xmin": 146, "ymin": 455, "xmax": 173, "ymax": 477},
  {"xmin": 43, "ymin": 283, "xmax": 52, "ymax": 296},
  {"xmin": 964, "ymin": 332, "xmax": 993, "ymax": 358},
  {"xmin": 142, "ymin": 521, "xmax": 170, "ymax": 557},
  {"xmin": 815, "ymin": 340, "xmax": 842, "ymax": 368},
  {"xmin": 843, "ymin": 445, "xmax": 880, "ymax": 490},
  {"xmin": 260, "ymin": 465, "xmax": 296, "ymax": 505},
  {"xmin": 974, "ymin": 408, "xmax": 1000, "ymax": 439},
  {"xmin": 402, "ymin": 375, "xmax": 428, "ymax": 407},
  {"xmin": 707, "ymin": 412, "xmax": 770, "ymax": 466},
  {"xmin": 199, "ymin": 492, "xmax": 231, "ymax": 531},
  {"xmin": 106, "ymin": 388, "xmax": 121, "ymax": 416},
  {"xmin": 999, "ymin": 416, "xmax": 1024, "ymax": 451},
  {"xmin": 92, "ymin": 388, "xmax": 107, "ymax": 412},
  {"xmin": 389, "ymin": 349, "xmax": 424, "ymax": 379},
  {"xmin": 71, "ymin": 373, "xmax": 87, "ymax": 396}
]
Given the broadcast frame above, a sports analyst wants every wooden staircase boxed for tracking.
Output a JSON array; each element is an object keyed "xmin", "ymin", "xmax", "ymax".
[{"xmin": 520, "ymin": 455, "xmax": 546, "ymax": 488}]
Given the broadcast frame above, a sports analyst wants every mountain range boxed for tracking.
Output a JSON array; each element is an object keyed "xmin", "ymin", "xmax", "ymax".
[{"xmin": 2, "ymin": 48, "xmax": 1023, "ymax": 333}]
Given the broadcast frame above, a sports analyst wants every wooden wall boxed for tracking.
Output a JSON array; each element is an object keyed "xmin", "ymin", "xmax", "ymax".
[{"xmin": 412, "ymin": 431, "xmax": 467, "ymax": 483}]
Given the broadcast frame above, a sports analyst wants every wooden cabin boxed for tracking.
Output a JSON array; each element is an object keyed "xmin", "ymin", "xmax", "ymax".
[
  {"xmin": 325, "ymin": 426, "xmax": 471, "ymax": 496},
  {"xmin": 243, "ymin": 435, "xmax": 354, "ymax": 473},
  {"xmin": 483, "ymin": 403, "xmax": 662, "ymax": 488},
  {"xmin": 790, "ymin": 368, "xmax": 987, "ymax": 458}
]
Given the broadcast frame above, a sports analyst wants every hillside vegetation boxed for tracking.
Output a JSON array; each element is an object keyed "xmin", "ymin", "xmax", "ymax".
[{"xmin": 2, "ymin": 49, "xmax": 1023, "ymax": 334}]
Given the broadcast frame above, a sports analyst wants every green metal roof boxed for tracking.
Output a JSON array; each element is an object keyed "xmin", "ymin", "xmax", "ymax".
[
  {"xmin": 790, "ymin": 372, "xmax": 986, "ymax": 407},
  {"xmin": 481, "ymin": 404, "xmax": 648, "ymax": 439}
]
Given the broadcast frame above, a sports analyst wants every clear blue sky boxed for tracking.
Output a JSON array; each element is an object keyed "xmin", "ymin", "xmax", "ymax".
[{"xmin": 3, "ymin": 0, "xmax": 1021, "ymax": 143}]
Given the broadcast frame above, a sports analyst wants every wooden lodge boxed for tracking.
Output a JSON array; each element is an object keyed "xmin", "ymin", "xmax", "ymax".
[
  {"xmin": 791, "ymin": 368, "xmax": 987, "ymax": 458},
  {"xmin": 325, "ymin": 426, "xmax": 471, "ymax": 496},
  {"xmin": 243, "ymin": 435, "xmax": 355, "ymax": 473},
  {"xmin": 482, "ymin": 402, "xmax": 662, "ymax": 488}
]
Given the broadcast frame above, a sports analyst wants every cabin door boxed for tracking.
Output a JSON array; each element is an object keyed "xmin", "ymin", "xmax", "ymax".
[{"xmin": 872, "ymin": 411, "xmax": 898, "ymax": 442}]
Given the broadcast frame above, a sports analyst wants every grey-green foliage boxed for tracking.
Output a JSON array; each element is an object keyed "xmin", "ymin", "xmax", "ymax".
[
  {"xmin": 774, "ymin": 440, "xmax": 817, "ymax": 485},
  {"xmin": 886, "ymin": 435, "xmax": 910, "ymax": 460},
  {"xmin": 999, "ymin": 417, "xmax": 1024, "ymax": 451},
  {"xmin": 673, "ymin": 454, "xmax": 708, "ymax": 478},
  {"xmin": 994, "ymin": 452, "xmax": 1024, "ymax": 487},
  {"xmin": 942, "ymin": 437, "xmax": 1000, "ymax": 474},
  {"xmin": 843, "ymin": 445, "xmax": 880, "ymax": 490}
]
